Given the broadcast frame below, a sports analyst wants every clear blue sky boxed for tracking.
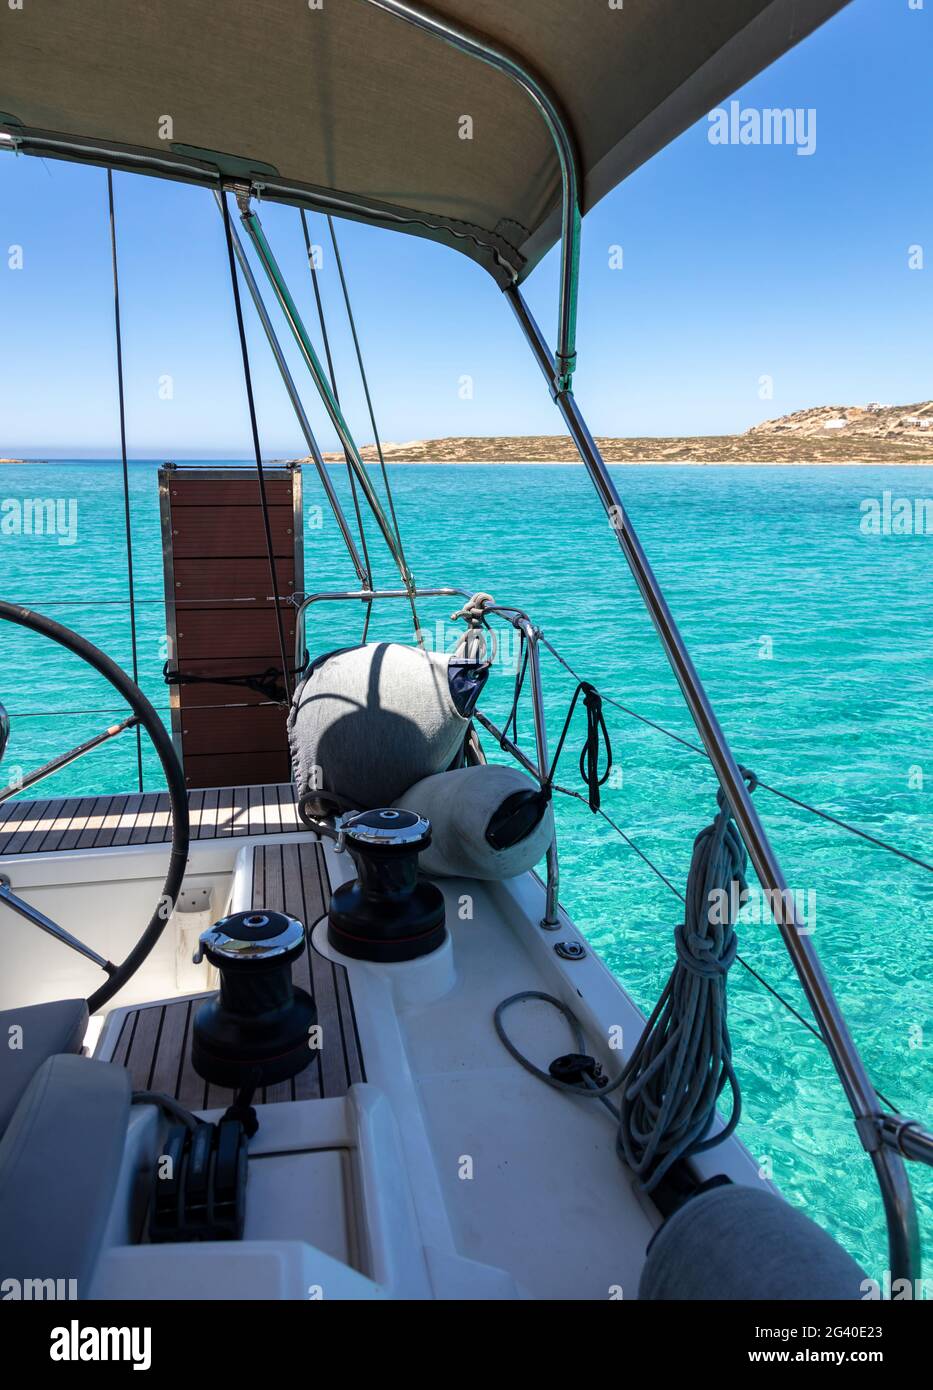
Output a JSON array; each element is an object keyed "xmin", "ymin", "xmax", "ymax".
[{"xmin": 1, "ymin": 0, "xmax": 930, "ymax": 458}]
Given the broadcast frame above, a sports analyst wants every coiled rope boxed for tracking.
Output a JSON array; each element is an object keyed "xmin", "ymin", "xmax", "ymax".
[
  {"xmin": 615, "ymin": 770, "xmax": 754, "ymax": 1190},
  {"xmin": 498, "ymin": 626, "xmax": 907, "ymax": 1113},
  {"xmin": 495, "ymin": 771, "xmax": 754, "ymax": 1193}
]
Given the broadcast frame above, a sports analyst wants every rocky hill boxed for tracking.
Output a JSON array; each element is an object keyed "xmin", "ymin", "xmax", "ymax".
[
  {"xmin": 748, "ymin": 401, "xmax": 933, "ymax": 439},
  {"xmin": 307, "ymin": 402, "xmax": 933, "ymax": 466}
]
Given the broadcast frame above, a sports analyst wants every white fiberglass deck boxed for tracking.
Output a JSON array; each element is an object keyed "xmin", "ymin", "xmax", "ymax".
[{"xmin": 1, "ymin": 787, "xmax": 765, "ymax": 1300}]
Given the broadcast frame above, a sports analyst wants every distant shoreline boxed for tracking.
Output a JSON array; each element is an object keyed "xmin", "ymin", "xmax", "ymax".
[
  {"xmin": 6, "ymin": 403, "xmax": 933, "ymax": 467},
  {"xmin": 312, "ymin": 456, "xmax": 933, "ymax": 467},
  {"xmin": 3, "ymin": 455, "xmax": 933, "ymax": 468}
]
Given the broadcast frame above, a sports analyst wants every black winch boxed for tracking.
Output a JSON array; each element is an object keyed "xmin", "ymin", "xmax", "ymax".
[
  {"xmin": 191, "ymin": 909, "xmax": 316, "ymax": 1088},
  {"xmin": 328, "ymin": 808, "xmax": 446, "ymax": 963}
]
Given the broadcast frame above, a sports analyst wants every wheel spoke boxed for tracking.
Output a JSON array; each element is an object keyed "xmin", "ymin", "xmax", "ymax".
[
  {"xmin": 0, "ymin": 715, "xmax": 139, "ymax": 804},
  {"xmin": 0, "ymin": 872, "xmax": 114, "ymax": 973}
]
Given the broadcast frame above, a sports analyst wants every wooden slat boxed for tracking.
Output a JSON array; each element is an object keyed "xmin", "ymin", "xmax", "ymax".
[
  {"xmin": 110, "ymin": 792, "xmax": 146, "ymax": 847},
  {"xmin": 278, "ymin": 843, "xmax": 323, "ymax": 1101},
  {"xmin": 172, "ymin": 557, "xmax": 296, "ymax": 607},
  {"xmin": 74, "ymin": 795, "xmax": 116, "ymax": 850},
  {"xmin": 169, "ymin": 506, "xmax": 294, "ymax": 558},
  {"xmin": 21, "ymin": 799, "xmax": 70, "ymax": 855},
  {"xmin": 109, "ymin": 1011, "xmax": 137, "ymax": 1070},
  {"xmin": 204, "ymin": 1080, "xmax": 238, "ymax": 1110},
  {"xmin": 0, "ymin": 785, "xmax": 300, "ymax": 856},
  {"xmin": 195, "ymin": 787, "xmax": 218, "ymax": 840},
  {"xmin": 276, "ymin": 782, "xmax": 300, "ymax": 832},
  {"xmin": 186, "ymin": 789, "xmax": 205, "ymax": 838},
  {"xmin": 165, "ymin": 478, "xmax": 294, "ymax": 508},
  {"xmin": 179, "ymin": 705, "xmax": 288, "ymax": 757},
  {"xmin": 92, "ymin": 794, "xmax": 129, "ymax": 848},
  {"xmin": 128, "ymin": 792, "xmax": 161, "ymax": 845},
  {"xmin": 214, "ymin": 784, "xmax": 235, "ymax": 837},
  {"xmin": 0, "ymin": 799, "xmax": 49, "ymax": 855},
  {"xmin": 258, "ymin": 784, "xmax": 284, "ymax": 834},
  {"xmin": 174, "ymin": 608, "xmax": 296, "ymax": 661},
  {"xmin": 148, "ymin": 999, "xmax": 190, "ymax": 1098},
  {"xmin": 122, "ymin": 1003, "xmax": 164, "ymax": 1091},
  {"xmin": 51, "ymin": 797, "xmax": 99, "ymax": 852},
  {"xmin": 320, "ymin": 842, "xmax": 365, "ymax": 1085},
  {"xmin": 176, "ymin": 998, "xmax": 208, "ymax": 1109},
  {"xmin": 230, "ymin": 786, "xmax": 250, "ymax": 836},
  {"xmin": 247, "ymin": 785, "xmax": 266, "ymax": 837},
  {"xmin": 146, "ymin": 793, "xmax": 175, "ymax": 844},
  {"xmin": 251, "ymin": 836, "xmax": 267, "ymax": 905},
  {"xmin": 297, "ymin": 843, "xmax": 347, "ymax": 1098},
  {"xmin": 42, "ymin": 796, "xmax": 94, "ymax": 853}
]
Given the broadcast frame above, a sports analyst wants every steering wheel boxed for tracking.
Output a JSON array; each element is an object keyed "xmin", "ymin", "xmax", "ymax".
[{"xmin": 0, "ymin": 602, "xmax": 189, "ymax": 1013}]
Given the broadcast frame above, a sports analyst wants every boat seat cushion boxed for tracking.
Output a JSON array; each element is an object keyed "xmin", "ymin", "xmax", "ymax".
[
  {"xmin": 395, "ymin": 765, "xmax": 554, "ymax": 880},
  {"xmin": 639, "ymin": 1183, "xmax": 867, "ymax": 1300},
  {"xmin": 289, "ymin": 642, "xmax": 470, "ymax": 815},
  {"xmin": 0, "ymin": 997, "xmax": 88, "ymax": 1136},
  {"xmin": 0, "ymin": 1053, "xmax": 130, "ymax": 1294}
]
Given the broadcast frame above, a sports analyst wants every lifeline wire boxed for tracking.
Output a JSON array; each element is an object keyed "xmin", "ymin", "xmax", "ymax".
[{"xmin": 538, "ymin": 632, "xmax": 933, "ymax": 877}]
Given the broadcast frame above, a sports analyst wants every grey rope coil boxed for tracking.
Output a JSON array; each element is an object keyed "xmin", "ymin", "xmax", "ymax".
[
  {"xmin": 495, "ymin": 772, "xmax": 753, "ymax": 1194},
  {"xmin": 615, "ymin": 772, "xmax": 752, "ymax": 1190},
  {"xmin": 514, "ymin": 628, "xmax": 913, "ymax": 1111}
]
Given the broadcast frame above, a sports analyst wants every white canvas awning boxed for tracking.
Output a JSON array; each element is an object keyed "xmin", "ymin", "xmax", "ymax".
[{"xmin": 1, "ymin": 0, "xmax": 849, "ymax": 286}]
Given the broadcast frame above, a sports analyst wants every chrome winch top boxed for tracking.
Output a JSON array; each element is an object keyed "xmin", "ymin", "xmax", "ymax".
[{"xmin": 194, "ymin": 910, "xmax": 305, "ymax": 964}]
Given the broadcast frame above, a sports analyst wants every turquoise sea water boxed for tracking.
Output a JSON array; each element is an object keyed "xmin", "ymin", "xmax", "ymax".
[{"xmin": 1, "ymin": 458, "xmax": 931, "ymax": 1282}]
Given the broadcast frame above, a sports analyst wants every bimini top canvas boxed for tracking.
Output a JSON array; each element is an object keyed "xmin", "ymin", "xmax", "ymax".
[{"xmin": 1, "ymin": 0, "xmax": 848, "ymax": 286}]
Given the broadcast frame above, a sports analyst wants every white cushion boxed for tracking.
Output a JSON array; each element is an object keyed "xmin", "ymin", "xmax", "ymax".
[{"xmin": 395, "ymin": 765, "xmax": 554, "ymax": 880}]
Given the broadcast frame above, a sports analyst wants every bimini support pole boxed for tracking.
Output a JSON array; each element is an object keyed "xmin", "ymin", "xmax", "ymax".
[
  {"xmin": 506, "ymin": 282, "xmax": 920, "ymax": 1284},
  {"xmin": 363, "ymin": 0, "xmax": 921, "ymax": 1280},
  {"xmin": 213, "ymin": 191, "xmax": 369, "ymax": 590},
  {"xmin": 365, "ymin": 0, "xmax": 580, "ymax": 391},
  {"xmin": 235, "ymin": 191, "xmax": 419, "ymax": 602}
]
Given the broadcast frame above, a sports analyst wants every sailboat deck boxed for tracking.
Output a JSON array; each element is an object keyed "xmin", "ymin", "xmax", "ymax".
[{"xmin": 0, "ymin": 783, "xmax": 299, "ymax": 857}]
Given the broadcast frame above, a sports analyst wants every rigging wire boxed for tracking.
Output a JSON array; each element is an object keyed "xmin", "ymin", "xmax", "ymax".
[
  {"xmin": 326, "ymin": 214, "xmax": 423, "ymax": 646},
  {"xmin": 552, "ymin": 777, "xmax": 900, "ymax": 1116},
  {"xmin": 219, "ymin": 190, "xmax": 293, "ymax": 705},
  {"xmin": 528, "ymin": 664, "xmax": 905, "ymax": 1114},
  {"xmin": 537, "ymin": 632, "xmax": 933, "ymax": 878},
  {"xmin": 106, "ymin": 169, "xmax": 143, "ymax": 793},
  {"xmin": 300, "ymin": 209, "xmax": 375, "ymax": 644}
]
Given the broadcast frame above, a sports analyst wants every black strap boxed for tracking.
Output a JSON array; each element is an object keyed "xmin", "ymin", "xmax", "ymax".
[
  {"xmin": 163, "ymin": 662, "xmax": 293, "ymax": 705},
  {"xmin": 222, "ymin": 1084, "xmax": 259, "ymax": 1139},
  {"xmin": 502, "ymin": 631, "xmax": 529, "ymax": 747},
  {"xmin": 543, "ymin": 681, "xmax": 612, "ymax": 812}
]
